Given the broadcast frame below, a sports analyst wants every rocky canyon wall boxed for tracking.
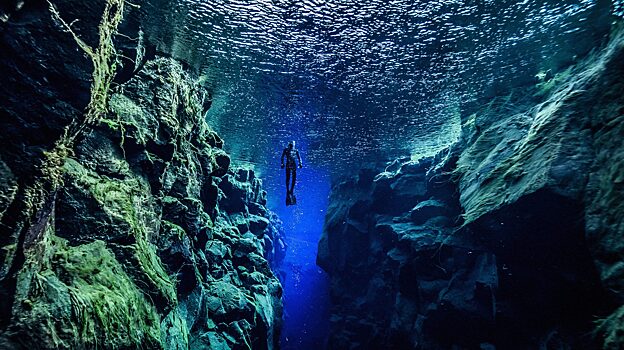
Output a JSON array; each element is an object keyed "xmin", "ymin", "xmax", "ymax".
[
  {"xmin": 0, "ymin": 1, "xmax": 284, "ymax": 349},
  {"xmin": 318, "ymin": 24, "xmax": 624, "ymax": 349}
]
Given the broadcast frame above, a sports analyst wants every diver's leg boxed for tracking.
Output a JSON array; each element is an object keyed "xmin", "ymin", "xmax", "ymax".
[
  {"xmin": 290, "ymin": 169, "xmax": 297, "ymax": 193},
  {"xmin": 285, "ymin": 169, "xmax": 291, "ymax": 193}
]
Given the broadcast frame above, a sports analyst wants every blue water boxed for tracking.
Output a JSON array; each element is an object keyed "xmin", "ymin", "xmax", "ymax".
[
  {"xmin": 264, "ymin": 161, "xmax": 332, "ymax": 349},
  {"xmin": 142, "ymin": 1, "xmax": 623, "ymax": 347}
]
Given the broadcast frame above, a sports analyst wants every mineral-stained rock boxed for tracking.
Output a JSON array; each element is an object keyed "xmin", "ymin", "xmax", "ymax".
[
  {"xmin": 0, "ymin": 15, "xmax": 285, "ymax": 347},
  {"xmin": 318, "ymin": 24, "xmax": 624, "ymax": 350}
]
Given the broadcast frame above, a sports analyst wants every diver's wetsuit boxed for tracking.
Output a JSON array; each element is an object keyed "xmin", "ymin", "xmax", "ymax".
[{"xmin": 281, "ymin": 145, "xmax": 302, "ymax": 194}]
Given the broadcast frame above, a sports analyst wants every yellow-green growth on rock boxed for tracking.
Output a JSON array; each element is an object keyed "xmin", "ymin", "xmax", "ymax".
[
  {"xmin": 63, "ymin": 158, "xmax": 177, "ymax": 305},
  {"xmin": 13, "ymin": 233, "xmax": 161, "ymax": 349},
  {"xmin": 53, "ymin": 237, "xmax": 162, "ymax": 348},
  {"xmin": 596, "ymin": 305, "xmax": 624, "ymax": 349},
  {"xmin": 17, "ymin": 0, "xmax": 130, "ymax": 252},
  {"xmin": 47, "ymin": 0, "xmax": 128, "ymax": 129}
]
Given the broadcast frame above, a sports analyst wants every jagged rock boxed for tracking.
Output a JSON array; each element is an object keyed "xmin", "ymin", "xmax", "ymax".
[
  {"xmin": 211, "ymin": 150, "xmax": 231, "ymax": 178},
  {"xmin": 0, "ymin": 35, "xmax": 284, "ymax": 349},
  {"xmin": 409, "ymin": 199, "xmax": 449, "ymax": 225},
  {"xmin": 157, "ymin": 220, "xmax": 198, "ymax": 296},
  {"xmin": 319, "ymin": 26, "xmax": 624, "ymax": 349},
  {"xmin": 320, "ymin": 151, "xmax": 609, "ymax": 348},
  {"xmin": 249, "ymin": 215, "xmax": 270, "ymax": 236}
]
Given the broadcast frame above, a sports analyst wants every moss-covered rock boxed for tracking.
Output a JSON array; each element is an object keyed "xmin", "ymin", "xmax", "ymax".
[
  {"xmin": 3, "ymin": 217, "xmax": 162, "ymax": 349},
  {"xmin": 0, "ymin": 46, "xmax": 283, "ymax": 350}
]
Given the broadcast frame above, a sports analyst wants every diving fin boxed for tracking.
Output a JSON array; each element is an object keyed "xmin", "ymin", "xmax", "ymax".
[{"xmin": 286, "ymin": 192, "xmax": 297, "ymax": 206}]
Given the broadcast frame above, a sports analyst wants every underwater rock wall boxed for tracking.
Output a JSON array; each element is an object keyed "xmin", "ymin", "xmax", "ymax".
[
  {"xmin": 0, "ymin": 2, "xmax": 283, "ymax": 349},
  {"xmin": 318, "ymin": 24, "xmax": 624, "ymax": 349}
]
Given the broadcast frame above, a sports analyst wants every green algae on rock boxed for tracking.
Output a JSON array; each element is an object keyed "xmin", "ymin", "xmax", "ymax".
[
  {"xmin": 11, "ymin": 235, "xmax": 162, "ymax": 348},
  {"xmin": 0, "ymin": 26, "xmax": 284, "ymax": 349}
]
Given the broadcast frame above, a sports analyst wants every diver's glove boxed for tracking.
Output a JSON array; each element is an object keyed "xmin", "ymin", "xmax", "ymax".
[{"xmin": 299, "ymin": 164, "xmax": 303, "ymax": 169}]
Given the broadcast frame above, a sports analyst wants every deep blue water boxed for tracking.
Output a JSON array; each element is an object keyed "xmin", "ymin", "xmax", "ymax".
[{"xmin": 264, "ymin": 160, "xmax": 332, "ymax": 349}]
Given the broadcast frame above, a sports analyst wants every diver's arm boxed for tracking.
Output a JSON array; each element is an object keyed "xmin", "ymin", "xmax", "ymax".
[
  {"xmin": 297, "ymin": 150, "xmax": 302, "ymax": 168},
  {"xmin": 281, "ymin": 149, "xmax": 286, "ymax": 167}
]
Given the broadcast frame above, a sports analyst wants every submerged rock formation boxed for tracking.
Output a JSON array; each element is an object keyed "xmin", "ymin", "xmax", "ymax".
[
  {"xmin": 0, "ymin": 2, "xmax": 284, "ymax": 349},
  {"xmin": 318, "ymin": 24, "xmax": 624, "ymax": 349}
]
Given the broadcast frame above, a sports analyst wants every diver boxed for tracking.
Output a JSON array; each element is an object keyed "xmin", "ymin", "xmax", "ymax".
[{"xmin": 281, "ymin": 141, "xmax": 302, "ymax": 205}]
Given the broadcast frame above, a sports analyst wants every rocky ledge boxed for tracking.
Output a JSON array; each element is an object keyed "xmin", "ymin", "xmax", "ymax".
[{"xmin": 318, "ymin": 24, "xmax": 624, "ymax": 349}]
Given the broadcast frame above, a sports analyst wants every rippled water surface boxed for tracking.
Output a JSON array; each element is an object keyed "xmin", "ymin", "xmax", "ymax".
[{"xmin": 142, "ymin": 0, "xmax": 613, "ymax": 176}]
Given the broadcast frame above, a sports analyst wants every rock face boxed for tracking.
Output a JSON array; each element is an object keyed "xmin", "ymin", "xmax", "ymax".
[
  {"xmin": 0, "ymin": 2, "xmax": 284, "ymax": 348},
  {"xmin": 318, "ymin": 24, "xmax": 624, "ymax": 349}
]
